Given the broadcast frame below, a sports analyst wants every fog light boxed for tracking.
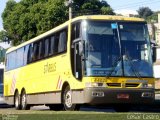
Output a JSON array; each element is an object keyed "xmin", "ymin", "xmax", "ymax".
[
  {"xmin": 147, "ymin": 84, "xmax": 154, "ymax": 88},
  {"xmin": 141, "ymin": 83, "xmax": 154, "ymax": 88},
  {"xmin": 142, "ymin": 92, "xmax": 153, "ymax": 98}
]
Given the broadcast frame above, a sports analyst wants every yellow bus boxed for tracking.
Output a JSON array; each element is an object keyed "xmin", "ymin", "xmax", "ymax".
[{"xmin": 4, "ymin": 15, "xmax": 155, "ymax": 111}]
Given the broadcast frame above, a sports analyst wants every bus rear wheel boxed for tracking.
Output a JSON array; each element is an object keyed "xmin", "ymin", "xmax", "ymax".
[
  {"xmin": 62, "ymin": 86, "xmax": 80, "ymax": 111},
  {"xmin": 20, "ymin": 90, "xmax": 30, "ymax": 110},
  {"xmin": 14, "ymin": 91, "xmax": 21, "ymax": 110}
]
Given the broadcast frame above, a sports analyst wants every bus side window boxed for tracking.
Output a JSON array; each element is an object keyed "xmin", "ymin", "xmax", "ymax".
[
  {"xmin": 49, "ymin": 36, "xmax": 55, "ymax": 55},
  {"xmin": 7, "ymin": 51, "xmax": 16, "ymax": 70},
  {"xmin": 38, "ymin": 40, "xmax": 44, "ymax": 59},
  {"xmin": 33, "ymin": 42, "xmax": 39, "ymax": 61},
  {"xmin": 44, "ymin": 38, "xmax": 49, "ymax": 57},
  {"xmin": 0, "ymin": 69, "xmax": 4, "ymax": 83},
  {"xmin": 24, "ymin": 45, "xmax": 29, "ymax": 65},
  {"xmin": 5, "ymin": 54, "xmax": 9, "ymax": 71},
  {"xmin": 16, "ymin": 47, "xmax": 24, "ymax": 67},
  {"xmin": 58, "ymin": 29, "xmax": 67, "ymax": 53},
  {"xmin": 54, "ymin": 35, "xmax": 59, "ymax": 54},
  {"xmin": 27, "ymin": 44, "xmax": 33, "ymax": 63},
  {"xmin": 7, "ymin": 53, "xmax": 11, "ymax": 70}
]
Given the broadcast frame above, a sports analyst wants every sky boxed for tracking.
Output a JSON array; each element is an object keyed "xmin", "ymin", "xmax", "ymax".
[
  {"xmin": 107, "ymin": 0, "xmax": 160, "ymax": 14},
  {"xmin": 107, "ymin": 0, "xmax": 160, "ymax": 11},
  {"xmin": 0, "ymin": 0, "xmax": 160, "ymax": 30},
  {"xmin": 0, "ymin": 0, "xmax": 20, "ymax": 30}
]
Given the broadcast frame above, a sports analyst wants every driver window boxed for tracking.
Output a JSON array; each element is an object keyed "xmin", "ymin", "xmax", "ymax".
[
  {"xmin": 71, "ymin": 22, "xmax": 81, "ymax": 78},
  {"xmin": 71, "ymin": 22, "xmax": 80, "ymax": 42}
]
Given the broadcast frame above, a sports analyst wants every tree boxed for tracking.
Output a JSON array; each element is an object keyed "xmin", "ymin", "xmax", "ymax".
[
  {"xmin": 2, "ymin": 0, "xmax": 114, "ymax": 45},
  {"xmin": 2, "ymin": 0, "xmax": 68, "ymax": 45},
  {"xmin": 101, "ymin": 6, "xmax": 114, "ymax": 15},
  {"xmin": 0, "ymin": 30, "xmax": 9, "ymax": 62},
  {"xmin": 73, "ymin": 0, "xmax": 114, "ymax": 15},
  {"xmin": 0, "ymin": 30, "xmax": 10, "ymax": 43},
  {"xmin": 147, "ymin": 11, "xmax": 160, "ymax": 23},
  {"xmin": 137, "ymin": 7, "xmax": 153, "ymax": 19}
]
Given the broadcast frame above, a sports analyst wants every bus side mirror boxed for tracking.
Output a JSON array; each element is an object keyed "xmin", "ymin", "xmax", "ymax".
[
  {"xmin": 79, "ymin": 41, "xmax": 84, "ymax": 56},
  {"xmin": 152, "ymin": 46, "xmax": 156, "ymax": 62}
]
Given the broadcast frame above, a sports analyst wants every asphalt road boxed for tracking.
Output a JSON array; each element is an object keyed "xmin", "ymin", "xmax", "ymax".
[
  {"xmin": 0, "ymin": 94, "xmax": 160, "ymax": 112},
  {"xmin": 0, "ymin": 103, "xmax": 160, "ymax": 113}
]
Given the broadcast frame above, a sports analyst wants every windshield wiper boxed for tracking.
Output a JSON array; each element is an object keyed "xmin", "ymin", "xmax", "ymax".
[
  {"xmin": 124, "ymin": 53, "xmax": 142, "ymax": 80},
  {"xmin": 106, "ymin": 56, "xmax": 122, "ymax": 78},
  {"xmin": 106, "ymin": 54, "xmax": 142, "ymax": 80}
]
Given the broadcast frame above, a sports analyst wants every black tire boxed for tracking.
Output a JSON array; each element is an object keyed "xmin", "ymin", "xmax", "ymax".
[
  {"xmin": 49, "ymin": 104, "xmax": 64, "ymax": 111},
  {"xmin": 62, "ymin": 86, "xmax": 80, "ymax": 111},
  {"xmin": 14, "ymin": 91, "xmax": 21, "ymax": 110},
  {"xmin": 20, "ymin": 90, "xmax": 30, "ymax": 110}
]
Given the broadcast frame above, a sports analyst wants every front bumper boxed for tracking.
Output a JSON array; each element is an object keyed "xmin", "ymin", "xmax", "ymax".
[{"xmin": 83, "ymin": 88, "xmax": 155, "ymax": 105}]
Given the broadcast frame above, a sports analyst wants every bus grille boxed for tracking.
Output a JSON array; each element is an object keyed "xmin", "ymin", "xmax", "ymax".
[
  {"xmin": 107, "ymin": 83, "xmax": 121, "ymax": 87},
  {"xmin": 106, "ymin": 83, "xmax": 139, "ymax": 88},
  {"xmin": 125, "ymin": 83, "xmax": 139, "ymax": 87}
]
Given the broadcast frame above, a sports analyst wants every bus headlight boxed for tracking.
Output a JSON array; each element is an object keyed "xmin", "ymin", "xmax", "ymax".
[
  {"xmin": 141, "ymin": 83, "xmax": 154, "ymax": 88},
  {"xmin": 147, "ymin": 84, "xmax": 154, "ymax": 88},
  {"xmin": 85, "ymin": 82, "xmax": 106, "ymax": 87}
]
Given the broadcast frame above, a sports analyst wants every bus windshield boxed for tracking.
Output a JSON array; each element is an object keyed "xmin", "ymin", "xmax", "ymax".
[{"xmin": 82, "ymin": 20, "xmax": 153, "ymax": 77}]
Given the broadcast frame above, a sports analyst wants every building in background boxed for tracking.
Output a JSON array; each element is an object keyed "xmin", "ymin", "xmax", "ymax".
[
  {"xmin": 115, "ymin": 9, "xmax": 138, "ymax": 17},
  {"xmin": 148, "ymin": 13, "xmax": 160, "ymax": 44},
  {"xmin": 156, "ymin": 14, "xmax": 160, "ymax": 45},
  {"xmin": 0, "ymin": 42, "xmax": 10, "ymax": 63},
  {"xmin": 149, "ymin": 13, "xmax": 160, "ymax": 89}
]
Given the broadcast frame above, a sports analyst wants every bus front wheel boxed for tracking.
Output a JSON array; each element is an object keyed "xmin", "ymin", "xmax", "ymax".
[{"xmin": 62, "ymin": 86, "xmax": 80, "ymax": 111}]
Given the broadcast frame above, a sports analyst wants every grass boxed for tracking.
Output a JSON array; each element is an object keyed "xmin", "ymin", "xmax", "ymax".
[
  {"xmin": 0, "ymin": 112, "xmax": 127, "ymax": 120},
  {"xmin": 12, "ymin": 114, "xmax": 125, "ymax": 120},
  {"xmin": 0, "ymin": 110, "xmax": 160, "ymax": 120}
]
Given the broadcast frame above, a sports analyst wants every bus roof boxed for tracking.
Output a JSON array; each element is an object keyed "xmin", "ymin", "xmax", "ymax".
[
  {"xmin": 6, "ymin": 15, "xmax": 145, "ymax": 54},
  {"xmin": 71, "ymin": 15, "xmax": 145, "ymax": 22}
]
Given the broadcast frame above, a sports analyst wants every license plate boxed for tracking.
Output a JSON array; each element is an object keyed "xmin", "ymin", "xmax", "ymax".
[{"xmin": 117, "ymin": 94, "xmax": 129, "ymax": 99}]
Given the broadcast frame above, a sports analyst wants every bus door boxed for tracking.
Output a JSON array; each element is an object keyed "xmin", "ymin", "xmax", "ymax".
[{"xmin": 73, "ymin": 42, "xmax": 83, "ymax": 80}]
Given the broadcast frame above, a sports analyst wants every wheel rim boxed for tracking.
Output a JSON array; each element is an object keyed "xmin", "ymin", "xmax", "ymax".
[
  {"xmin": 65, "ymin": 90, "xmax": 72, "ymax": 108},
  {"xmin": 21, "ymin": 93, "xmax": 26, "ymax": 108},
  {"xmin": 15, "ymin": 96, "xmax": 19, "ymax": 108}
]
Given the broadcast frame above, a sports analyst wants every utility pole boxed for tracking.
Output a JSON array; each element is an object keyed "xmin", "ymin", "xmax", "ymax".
[{"xmin": 64, "ymin": 0, "xmax": 73, "ymax": 20}]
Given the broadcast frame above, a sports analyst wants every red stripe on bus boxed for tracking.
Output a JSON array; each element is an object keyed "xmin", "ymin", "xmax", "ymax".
[
  {"xmin": 10, "ymin": 75, "xmax": 16, "ymax": 94},
  {"xmin": 56, "ymin": 76, "xmax": 60, "ymax": 89},
  {"xmin": 58, "ymin": 79, "xmax": 62, "ymax": 89}
]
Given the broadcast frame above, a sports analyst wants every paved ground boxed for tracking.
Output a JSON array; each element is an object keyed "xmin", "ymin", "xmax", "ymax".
[
  {"xmin": 0, "ymin": 103, "xmax": 160, "ymax": 113},
  {"xmin": 0, "ymin": 94, "xmax": 160, "ymax": 112}
]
